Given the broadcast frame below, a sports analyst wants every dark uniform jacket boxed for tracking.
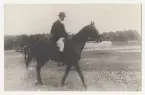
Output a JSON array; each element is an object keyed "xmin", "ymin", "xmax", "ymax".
[{"xmin": 50, "ymin": 20, "xmax": 68, "ymax": 42}]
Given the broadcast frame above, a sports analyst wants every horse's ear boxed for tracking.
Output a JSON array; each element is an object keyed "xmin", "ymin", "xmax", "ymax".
[
  {"xmin": 90, "ymin": 21, "xmax": 92, "ymax": 25},
  {"xmin": 90, "ymin": 21, "xmax": 94, "ymax": 26}
]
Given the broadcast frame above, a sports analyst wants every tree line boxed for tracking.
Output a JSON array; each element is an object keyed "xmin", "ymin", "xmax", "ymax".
[
  {"xmin": 4, "ymin": 30, "xmax": 141, "ymax": 50},
  {"xmin": 100, "ymin": 30, "xmax": 141, "ymax": 42}
]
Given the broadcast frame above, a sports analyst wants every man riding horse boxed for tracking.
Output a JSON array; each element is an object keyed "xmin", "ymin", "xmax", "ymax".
[
  {"xmin": 49, "ymin": 12, "xmax": 70, "ymax": 62},
  {"xmin": 26, "ymin": 13, "xmax": 101, "ymax": 88}
]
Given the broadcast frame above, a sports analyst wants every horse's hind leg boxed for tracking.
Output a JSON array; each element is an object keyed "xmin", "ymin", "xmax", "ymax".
[
  {"xmin": 36, "ymin": 59, "xmax": 46, "ymax": 85},
  {"xmin": 74, "ymin": 64, "xmax": 87, "ymax": 89},
  {"xmin": 61, "ymin": 65, "xmax": 71, "ymax": 86}
]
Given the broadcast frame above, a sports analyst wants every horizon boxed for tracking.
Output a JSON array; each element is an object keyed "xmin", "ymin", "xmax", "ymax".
[
  {"xmin": 4, "ymin": 4, "xmax": 141, "ymax": 35},
  {"xmin": 4, "ymin": 29, "xmax": 140, "ymax": 36}
]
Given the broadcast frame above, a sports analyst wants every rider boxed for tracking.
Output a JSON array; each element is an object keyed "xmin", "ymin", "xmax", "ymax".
[{"xmin": 50, "ymin": 12, "xmax": 68, "ymax": 52}]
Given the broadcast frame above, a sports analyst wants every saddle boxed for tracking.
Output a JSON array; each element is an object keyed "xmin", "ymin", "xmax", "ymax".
[
  {"xmin": 48, "ymin": 40, "xmax": 63, "ymax": 62},
  {"xmin": 46, "ymin": 35, "xmax": 73, "ymax": 61}
]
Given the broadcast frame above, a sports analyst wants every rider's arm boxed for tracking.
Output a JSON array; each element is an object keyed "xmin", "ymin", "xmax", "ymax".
[{"xmin": 61, "ymin": 24, "xmax": 68, "ymax": 38}]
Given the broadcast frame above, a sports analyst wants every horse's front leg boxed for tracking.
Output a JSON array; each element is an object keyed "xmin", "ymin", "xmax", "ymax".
[
  {"xmin": 36, "ymin": 59, "xmax": 46, "ymax": 85},
  {"xmin": 74, "ymin": 63, "xmax": 87, "ymax": 90},
  {"xmin": 61, "ymin": 64, "xmax": 71, "ymax": 86}
]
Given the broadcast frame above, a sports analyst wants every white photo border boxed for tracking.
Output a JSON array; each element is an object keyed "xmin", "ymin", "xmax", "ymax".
[{"xmin": 1, "ymin": 0, "xmax": 144, "ymax": 95}]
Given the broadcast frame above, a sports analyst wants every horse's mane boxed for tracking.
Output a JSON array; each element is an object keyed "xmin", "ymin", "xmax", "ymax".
[{"xmin": 72, "ymin": 25, "xmax": 89, "ymax": 41}]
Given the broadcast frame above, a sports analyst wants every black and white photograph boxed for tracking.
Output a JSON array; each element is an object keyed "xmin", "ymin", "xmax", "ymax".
[{"xmin": 4, "ymin": 4, "xmax": 141, "ymax": 91}]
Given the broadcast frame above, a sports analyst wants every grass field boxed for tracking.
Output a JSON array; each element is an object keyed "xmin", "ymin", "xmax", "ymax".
[{"xmin": 4, "ymin": 45, "xmax": 141, "ymax": 91}]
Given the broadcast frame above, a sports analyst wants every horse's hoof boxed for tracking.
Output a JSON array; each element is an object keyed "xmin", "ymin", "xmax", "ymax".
[
  {"xmin": 83, "ymin": 84, "xmax": 87, "ymax": 90},
  {"xmin": 84, "ymin": 87, "xmax": 87, "ymax": 90},
  {"xmin": 61, "ymin": 83, "xmax": 64, "ymax": 87},
  {"xmin": 35, "ymin": 81, "xmax": 43, "ymax": 85},
  {"xmin": 61, "ymin": 81, "xmax": 65, "ymax": 87}
]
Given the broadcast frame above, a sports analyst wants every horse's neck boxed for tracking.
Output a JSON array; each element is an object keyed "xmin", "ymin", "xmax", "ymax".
[{"xmin": 72, "ymin": 31, "xmax": 89, "ymax": 50}]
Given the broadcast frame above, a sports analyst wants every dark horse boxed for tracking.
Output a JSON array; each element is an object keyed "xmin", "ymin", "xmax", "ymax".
[{"xmin": 26, "ymin": 22, "xmax": 101, "ymax": 89}]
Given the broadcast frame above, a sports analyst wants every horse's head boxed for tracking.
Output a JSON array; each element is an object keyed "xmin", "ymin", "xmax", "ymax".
[{"xmin": 84, "ymin": 21, "xmax": 101, "ymax": 42}]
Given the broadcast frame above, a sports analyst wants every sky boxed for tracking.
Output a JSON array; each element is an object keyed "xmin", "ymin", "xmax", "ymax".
[{"xmin": 4, "ymin": 4, "xmax": 141, "ymax": 35}]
